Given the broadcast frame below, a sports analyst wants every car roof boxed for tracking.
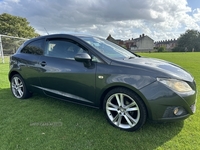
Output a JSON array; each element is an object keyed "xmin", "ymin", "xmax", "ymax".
[
  {"xmin": 34, "ymin": 34, "xmax": 93, "ymax": 40},
  {"xmin": 23, "ymin": 33, "xmax": 94, "ymax": 45}
]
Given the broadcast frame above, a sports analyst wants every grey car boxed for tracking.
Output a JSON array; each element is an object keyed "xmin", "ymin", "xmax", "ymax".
[{"xmin": 9, "ymin": 34, "xmax": 197, "ymax": 131}]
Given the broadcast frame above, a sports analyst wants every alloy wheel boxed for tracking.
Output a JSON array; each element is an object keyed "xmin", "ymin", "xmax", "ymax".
[
  {"xmin": 106, "ymin": 93, "xmax": 140, "ymax": 129},
  {"xmin": 11, "ymin": 76, "xmax": 24, "ymax": 98}
]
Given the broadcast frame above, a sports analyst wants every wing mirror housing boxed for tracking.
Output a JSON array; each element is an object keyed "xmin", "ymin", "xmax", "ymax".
[
  {"xmin": 75, "ymin": 53, "xmax": 91, "ymax": 62},
  {"xmin": 75, "ymin": 53, "xmax": 92, "ymax": 67}
]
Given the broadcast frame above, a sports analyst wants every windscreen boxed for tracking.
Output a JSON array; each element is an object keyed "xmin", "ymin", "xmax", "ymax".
[{"xmin": 81, "ymin": 37, "xmax": 136, "ymax": 60}]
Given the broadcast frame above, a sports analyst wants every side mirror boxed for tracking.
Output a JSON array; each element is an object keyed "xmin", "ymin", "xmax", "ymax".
[
  {"xmin": 75, "ymin": 53, "xmax": 91, "ymax": 62},
  {"xmin": 75, "ymin": 53, "xmax": 93, "ymax": 68}
]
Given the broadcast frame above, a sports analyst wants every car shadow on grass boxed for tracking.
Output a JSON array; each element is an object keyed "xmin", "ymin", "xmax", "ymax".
[{"xmin": 0, "ymin": 87, "xmax": 13, "ymax": 99}]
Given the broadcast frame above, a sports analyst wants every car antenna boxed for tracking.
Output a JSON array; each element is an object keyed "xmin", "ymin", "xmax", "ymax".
[{"xmin": 44, "ymin": 27, "xmax": 49, "ymax": 35}]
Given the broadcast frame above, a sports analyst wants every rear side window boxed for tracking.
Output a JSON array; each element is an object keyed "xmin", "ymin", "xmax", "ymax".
[{"xmin": 21, "ymin": 39, "xmax": 44, "ymax": 55}]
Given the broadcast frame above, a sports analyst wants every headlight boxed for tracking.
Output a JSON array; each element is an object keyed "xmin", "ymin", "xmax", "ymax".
[{"xmin": 157, "ymin": 78, "xmax": 193, "ymax": 92}]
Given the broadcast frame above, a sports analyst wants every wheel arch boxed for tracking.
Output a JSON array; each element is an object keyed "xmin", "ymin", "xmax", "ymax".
[
  {"xmin": 9, "ymin": 71, "xmax": 31, "ymax": 92},
  {"xmin": 99, "ymin": 84, "xmax": 152, "ymax": 119},
  {"xmin": 8, "ymin": 71, "xmax": 21, "ymax": 82}
]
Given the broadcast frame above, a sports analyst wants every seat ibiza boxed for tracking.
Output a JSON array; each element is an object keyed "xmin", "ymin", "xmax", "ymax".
[{"xmin": 8, "ymin": 34, "xmax": 197, "ymax": 131}]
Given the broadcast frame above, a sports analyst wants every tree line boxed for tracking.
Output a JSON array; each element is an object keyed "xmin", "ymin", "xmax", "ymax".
[{"xmin": 172, "ymin": 29, "xmax": 200, "ymax": 52}]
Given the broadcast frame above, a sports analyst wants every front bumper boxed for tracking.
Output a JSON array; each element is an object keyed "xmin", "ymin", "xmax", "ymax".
[{"xmin": 139, "ymin": 80, "xmax": 197, "ymax": 121}]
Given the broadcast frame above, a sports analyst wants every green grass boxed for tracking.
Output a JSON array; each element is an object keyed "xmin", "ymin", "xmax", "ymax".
[{"xmin": 0, "ymin": 53, "xmax": 199, "ymax": 150}]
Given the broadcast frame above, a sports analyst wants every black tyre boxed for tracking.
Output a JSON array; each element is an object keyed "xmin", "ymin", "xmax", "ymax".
[
  {"xmin": 103, "ymin": 88, "xmax": 147, "ymax": 131},
  {"xmin": 10, "ymin": 74, "xmax": 31, "ymax": 99}
]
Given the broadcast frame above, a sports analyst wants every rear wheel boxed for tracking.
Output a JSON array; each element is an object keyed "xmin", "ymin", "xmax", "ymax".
[
  {"xmin": 103, "ymin": 88, "xmax": 147, "ymax": 131},
  {"xmin": 11, "ymin": 74, "xmax": 31, "ymax": 99}
]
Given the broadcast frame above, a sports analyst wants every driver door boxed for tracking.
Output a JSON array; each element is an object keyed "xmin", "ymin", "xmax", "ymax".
[{"xmin": 38, "ymin": 38, "xmax": 96, "ymax": 105}]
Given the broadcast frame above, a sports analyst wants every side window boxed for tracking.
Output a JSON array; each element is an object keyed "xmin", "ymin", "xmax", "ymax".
[
  {"xmin": 21, "ymin": 39, "xmax": 44, "ymax": 55},
  {"xmin": 45, "ymin": 39, "xmax": 88, "ymax": 59}
]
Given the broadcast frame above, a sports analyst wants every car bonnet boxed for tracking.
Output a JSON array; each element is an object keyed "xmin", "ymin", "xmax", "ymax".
[{"xmin": 120, "ymin": 57, "xmax": 194, "ymax": 82}]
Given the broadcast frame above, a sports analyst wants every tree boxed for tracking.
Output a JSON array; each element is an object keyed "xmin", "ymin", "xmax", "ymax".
[
  {"xmin": 0, "ymin": 13, "xmax": 40, "ymax": 54},
  {"xmin": 173, "ymin": 29, "xmax": 200, "ymax": 52},
  {"xmin": 0, "ymin": 13, "xmax": 39, "ymax": 38},
  {"xmin": 158, "ymin": 46, "xmax": 165, "ymax": 52}
]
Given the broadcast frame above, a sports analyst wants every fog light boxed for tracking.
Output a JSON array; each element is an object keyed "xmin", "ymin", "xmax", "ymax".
[{"xmin": 173, "ymin": 107, "xmax": 183, "ymax": 116}]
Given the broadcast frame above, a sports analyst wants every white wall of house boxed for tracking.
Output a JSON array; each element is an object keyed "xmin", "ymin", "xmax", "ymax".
[
  {"xmin": 136, "ymin": 36, "xmax": 154, "ymax": 50},
  {"xmin": 107, "ymin": 34, "xmax": 154, "ymax": 52}
]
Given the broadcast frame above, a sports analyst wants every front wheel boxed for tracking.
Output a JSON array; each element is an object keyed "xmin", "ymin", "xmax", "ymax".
[
  {"xmin": 11, "ymin": 74, "xmax": 31, "ymax": 99},
  {"xmin": 103, "ymin": 88, "xmax": 147, "ymax": 131}
]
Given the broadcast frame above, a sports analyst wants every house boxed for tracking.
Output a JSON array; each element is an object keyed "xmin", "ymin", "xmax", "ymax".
[
  {"xmin": 154, "ymin": 39, "xmax": 177, "ymax": 51},
  {"xmin": 106, "ymin": 34, "xmax": 118, "ymax": 45},
  {"xmin": 106, "ymin": 34, "xmax": 126, "ymax": 48},
  {"xmin": 106, "ymin": 34, "xmax": 154, "ymax": 52}
]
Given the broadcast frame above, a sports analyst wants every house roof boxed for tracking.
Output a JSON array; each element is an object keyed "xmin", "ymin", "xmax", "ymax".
[{"xmin": 106, "ymin": 34, "xmax": 154, "ymax": 44}]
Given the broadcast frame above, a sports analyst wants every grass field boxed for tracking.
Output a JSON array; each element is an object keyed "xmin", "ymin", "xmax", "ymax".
[{"xmin": 0, "ymin": 53, "xmax": 199, "ymax": 150}]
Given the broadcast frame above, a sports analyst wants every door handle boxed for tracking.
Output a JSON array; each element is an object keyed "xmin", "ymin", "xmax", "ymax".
[{"xmin": 40, "ymin": 61, "xmax": 46, "ymax": 67}]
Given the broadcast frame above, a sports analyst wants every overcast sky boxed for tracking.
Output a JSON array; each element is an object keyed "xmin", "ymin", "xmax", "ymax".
[{"xmin": 0, "ymin": 0, "xmax": 200, "ymax": 41}]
